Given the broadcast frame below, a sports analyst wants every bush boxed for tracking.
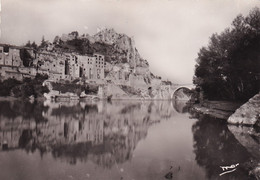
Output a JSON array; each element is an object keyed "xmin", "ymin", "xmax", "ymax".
[
  {"xmin": 0, "ymin": 78, "xmax": 22, "ymax": 96},
  {"xmin": 0, "ymin": 74, "xmax": 49, "ymax": 98}
]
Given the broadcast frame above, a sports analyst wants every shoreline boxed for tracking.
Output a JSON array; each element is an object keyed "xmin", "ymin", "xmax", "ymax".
[
  {"xmin": 190, "ymin": 100, "xmax": 243, "ymax": 120},
  {"xmin": 0, "ymin": 95, "xmax": 184, "ymax": 102}
]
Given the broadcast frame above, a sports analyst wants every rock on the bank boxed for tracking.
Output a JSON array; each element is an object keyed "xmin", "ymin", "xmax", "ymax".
[{"xmin": 228, "ymin": 92, "xmax": 260, "ymax": 126}]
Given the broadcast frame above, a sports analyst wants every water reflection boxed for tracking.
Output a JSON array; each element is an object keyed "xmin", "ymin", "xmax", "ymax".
[
  {"xmin": 0, "ymin": 100, "xmax": 183, "ymax": 168},
  {"xmin": 172, "ymin": 99, "xmax": 190, "ymax": 113},
  {"xmin": 0, "ymin": 100, "xmax": 258, "ymax": 180},
  {"xmin": 191, "ymin": 113, "xmax": 257, "ymax": 180}
]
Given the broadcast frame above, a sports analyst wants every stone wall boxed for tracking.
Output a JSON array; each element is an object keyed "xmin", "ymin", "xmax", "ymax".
[{"xmin": 0, "ymin": 46, "xmax": 4, "ymax": 65}]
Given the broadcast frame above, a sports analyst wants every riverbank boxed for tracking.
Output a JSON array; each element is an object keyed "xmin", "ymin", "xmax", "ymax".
[{"xmin": 191, "ymin": 100, "xmax": 243, "ymax": 120}]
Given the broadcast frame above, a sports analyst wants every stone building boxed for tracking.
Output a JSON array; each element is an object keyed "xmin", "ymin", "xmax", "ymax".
[
  {"xmin": 36, "ymin": 51, "xmax": 66, "ymax": 82},
  {"xmin": 68, "ymin": 54, "xmax": 80, "ymax": 78},
  {"xmin": 78, "ymin": 53, "xmax": 105, "ymax": 81},
  {"xmin": 0, "ymin": 44, "xmax": 36, "ymax": 80},
  {"xmin": 36, "ymin": 52, "xmax": 105, "ymax": 82},
  {"xmin": 0, "ymin": 44, "xmax": 106, "ymax": 83}
]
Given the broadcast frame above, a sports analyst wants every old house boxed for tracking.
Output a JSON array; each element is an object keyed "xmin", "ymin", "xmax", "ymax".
[
  {"xmin": 36, "ymin": 51, "xmax": 66, "ymax": 82},
  {"xmin": 77, "ymin": 53, "xmax": 105, "ymax": 81},
  {"xmin": 0, "ymin": 44, "xmax": 36, "ymax": 80},
  {"xmin": 0, "ymin": 44, "xmax": 107, "ymax": 83}
]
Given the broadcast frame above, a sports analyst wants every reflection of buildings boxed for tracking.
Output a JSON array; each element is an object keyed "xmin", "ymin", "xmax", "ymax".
[
  {"xmin": 36, "ymin": 116, "xmax": 104, "ymax": 147},
  {"xmin": 0, "ymin": 117, "xmax": 36, "ymax": 150},
  {"xmin": 0, "ymin": 100, "xmax": 176, "ymax": 168}
]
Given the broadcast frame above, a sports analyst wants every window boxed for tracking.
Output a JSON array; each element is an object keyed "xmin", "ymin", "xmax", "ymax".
[{"xmin": 89, "ymin": 68, "xmax": 92, "ymax": 79}]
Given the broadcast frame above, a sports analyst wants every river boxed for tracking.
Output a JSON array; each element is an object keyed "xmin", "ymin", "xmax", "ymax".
[{"xmin": 0, "ymin": 100, "xmax": 258, "ymax": 180}]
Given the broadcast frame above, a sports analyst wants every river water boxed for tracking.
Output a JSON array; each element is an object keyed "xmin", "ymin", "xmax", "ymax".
[{"xmin": 0, "ymin": 100, "xmax": 258, "ymax": 180}]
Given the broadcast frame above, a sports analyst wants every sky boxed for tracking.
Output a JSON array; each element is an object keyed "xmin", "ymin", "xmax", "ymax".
[{"xmin": 0, "ymin": 0, "xmax": 259, "ymax": 83}]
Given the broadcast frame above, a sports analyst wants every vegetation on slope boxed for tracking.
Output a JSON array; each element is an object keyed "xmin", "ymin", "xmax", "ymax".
[
  {"xmin": 51, "ymin": 81, "xmax": 99, "ymax": 95},
  {"xmin": 0, "ymin": 74, "xmax": 49, "ymax": 98}
]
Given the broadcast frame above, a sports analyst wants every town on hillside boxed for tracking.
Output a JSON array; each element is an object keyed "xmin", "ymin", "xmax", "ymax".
[
  {"xmin": 0, "ymin": 43, "xmax": 106, "ymax": 82},
  {"xmin": 0, "ymin": 31, "xmax": 182, "ymax": 100},
  {"xmin": 0, "ymin": 37, "xmax": 162, "ymax": 90}
]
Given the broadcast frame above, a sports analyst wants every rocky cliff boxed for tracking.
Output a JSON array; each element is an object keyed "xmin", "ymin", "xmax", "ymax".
[
  {"xmin": 93, "ymin": 28, "xmax": 148, "ymax": 68},
  {"xmin": 54, "ymin": 29, "xmax": 149, "ymax": 70}
]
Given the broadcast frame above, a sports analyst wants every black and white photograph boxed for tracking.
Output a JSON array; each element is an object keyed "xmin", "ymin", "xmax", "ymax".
[{"xmin": 0, "ymin": 0, "xmax": 259, "ymax": 179}]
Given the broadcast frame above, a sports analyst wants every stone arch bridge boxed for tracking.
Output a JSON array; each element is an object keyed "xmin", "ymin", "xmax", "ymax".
[{"xmin": 157, "ymin": 84, "xmax": 195, "ymax": 100}]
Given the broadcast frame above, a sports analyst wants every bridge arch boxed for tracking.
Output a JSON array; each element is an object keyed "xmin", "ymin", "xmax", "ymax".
[{"xmin": 171, "ymin": 86, "xmax": 193, "ymax": 100}]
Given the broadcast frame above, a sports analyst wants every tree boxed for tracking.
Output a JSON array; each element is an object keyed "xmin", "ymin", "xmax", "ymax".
[
  {"xmin": 53, "ymin": 36, "xmax": 60, "ymax": 44},
  {"xmin": 25, "ymin": 41, "xmax": 31, "ymax": 47},
  {"xmin": 69, "ymin": 31, "xmax": 79, "ymax": 39},
  {"xmin": 20, "ymin": 49, "xmax": 33, "ymax": 67},
  {"xmin": 39, "ymin": 36, "xmax": 47, "ymax": 48},
  {"xmin": 193, "ymin": 7, "xmax": 260, "ymax": 101},
  {"xmin": 31, "ymin": 41, "xmax": 38, "ymax": 49}
]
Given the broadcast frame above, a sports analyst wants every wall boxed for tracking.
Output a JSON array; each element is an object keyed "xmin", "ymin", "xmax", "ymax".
[{"xmin": 0, "ymin": 47, "xmax": 4, "ymax": 65}]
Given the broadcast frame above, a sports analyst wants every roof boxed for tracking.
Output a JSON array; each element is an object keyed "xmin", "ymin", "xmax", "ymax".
[
  {"xmin": 93, "ymin": 52, "xmax": 105, "ymax": 56},
  {"xmin": 0, "ymin": 44, "xmax": 35, "ymax": 51}
]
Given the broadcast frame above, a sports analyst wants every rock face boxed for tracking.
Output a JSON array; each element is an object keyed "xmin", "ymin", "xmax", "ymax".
[
  {"xmin": 57, "ymin": 28, "xmax": 149, "ymax": 70},
  {"xmin": 93, "ymin": 28, "xmax": 148, "ymax": 69},
  {"xmin": 228, "ymin": 92, "xmax": 260, "ymax": 126}
]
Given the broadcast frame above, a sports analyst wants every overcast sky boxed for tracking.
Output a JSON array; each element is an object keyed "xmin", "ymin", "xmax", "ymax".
[{"xmin": 1, "ymin": 0, "xmax": 259, "ymax": 83}]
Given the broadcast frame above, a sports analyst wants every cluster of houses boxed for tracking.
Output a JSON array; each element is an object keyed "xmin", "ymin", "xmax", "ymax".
[
  {"xmin": 0, "ymin": 43, "xmax": 162, "ymax": 90},
  {"xmin": 0, "ymin": 44, "xmax": 106, "ymax": 83}
]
